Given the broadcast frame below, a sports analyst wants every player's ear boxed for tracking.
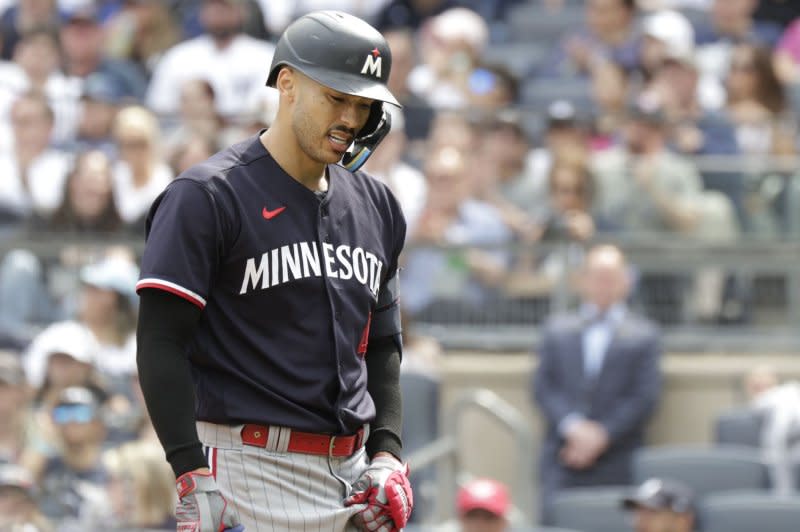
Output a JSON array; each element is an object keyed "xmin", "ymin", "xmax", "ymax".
[{"xmin": 276, "ymin": 67, "xmax": 297, "ymax": 104}]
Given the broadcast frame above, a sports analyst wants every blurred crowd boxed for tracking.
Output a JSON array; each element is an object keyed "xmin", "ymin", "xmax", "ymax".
[{"xmin": 1, "ymin": 0, "xmax": 800, "ymax": 529}]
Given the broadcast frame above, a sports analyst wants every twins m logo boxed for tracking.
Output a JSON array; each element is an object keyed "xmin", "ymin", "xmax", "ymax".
[{"xmin": 361, "ymin": 47, "xmax": 382, "ymax": 78}]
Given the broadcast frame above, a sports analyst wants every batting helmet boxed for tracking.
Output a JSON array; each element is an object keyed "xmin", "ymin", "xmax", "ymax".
[{"xmin": 266, "ymin": 10, "xmax": 399, "ymax": 107}]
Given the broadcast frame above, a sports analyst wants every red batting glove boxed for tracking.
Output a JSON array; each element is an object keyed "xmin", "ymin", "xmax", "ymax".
[{"xmin": 345, "ymin": 456, "xmax": 414, "ymax": 532}]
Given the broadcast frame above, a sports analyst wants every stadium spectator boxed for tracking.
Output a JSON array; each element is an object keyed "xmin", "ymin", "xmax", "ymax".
[
  {"xmin": 0, "ymin": 0, "xmax": 60, "ymax": 61},
  {"xmin": 38, "ymin": 385, "xmax": 109, "ymax": 526},
  {"xmin": 622, "ymin": 477, "xmax": 696, "ymax": 532},
  {"xmin": 401, "ymin": 146, "xmax": 512, "ymax": 319},
  {"xmin": 724, "ymin": 43, "xmax": 793, "ymax": 157},
  {"xmin": 466, "ymin": 63, "xmax": 519, "ymax": 112},
  {"xmin": 383, "ymin": 27, "xmax": 435, "ymax": 141},
  {"xmin": 407, "ymin": 7, "xmax": 489, "ymax": 109},
  {"xmin": 145, "ymin": 0, "xmax": 275, "ymax": 121},
  {"xmin": 22, "ymin": 321, "xmax": 104, "ymax": 480},
  {"xmin": 35, "ymin": 149, "xmax": 122, "ymax": 234},
  {"xmin": 111, "ymin": 105, "xmax": 173, "ymax": 229},
  {"xmin": 589, "ymin": 60, "xmax": 630, "ymax": 149},
  {"xmin": 256, "ymin": 0, "xmax": 389, "ymax": 35},
  {"xmin": 71, "ymin": 73, "xmax": 123, "ymax": 156},
  {"xmin": 0, "ymin": 350, "xmax": 34, "ymax": 465},
  {"xmin": 7, "ymin": 26, "xmax": 83, "ymax": 144},
  {"xmin": 743, "ymin": 365, "xmax": 800, "ymax": 495},
  {"xmin": 75, "ymin": 254, "xmax": 138, "ymax": 391},
  {"xmin": 591, "ymin": 94, "xmax": 707, "ymax": 235},
  {"xmin": 642, "ymin": 11, "xmax": 746, "ymax": 225},
  {"xmin": 539, "ymin": 0, "xmax": 641, "ymax": 78},
  {"xmin": 363, "ymin": 107, "xmax": 427, "ymax": 233},
  {"xmin": 103, "ymin": 0, "xmax": 180, "ymax": 77},
  {"xmin": 696, "ymin": 0, "xmax": 783, "ymax": 48},
  {"xmin": 426, "ymin": 110, "xmax": 478, "ymax": 154},
  {"xmin": 59, "ymin": 3, "xmax": 147, "ymax": 103},
  {"xmin": 774, "ymin": 18, "xmax": 800, "ymax": 84},
  {"xmin": 374, "ymin": 0, "xmax": 455, "ymax": 32},
  {"xmin": 0, "ymin": 462, "xmax": 52, "ymax": 532},
  {"xmin": 102, "ymin": 439, "xmax": 176, "ymax": 529},
  {"xmin": 695, "ymin": 0, "xmax": 784, "ymax": 84},
  {"xmin": 532, "ymin": 244, "xmax": 662, "ymax": 525},
  {"xmin": 528, "ymin": 100, "xmax": 592, "ymax": 213},
  {"xmin": 456, "ymin": 478, "xmax": 511, "ymax": 532},
  {"xmin": 0, "ymin": 91, "xmax": 72, "ymax": 223},
  {"xmin": 169, "ymin": 134, "xmax": 220, "ymax": 176},
  {"xmin": 163, "ymin": 78, "xmax": 226, "ymax": 161}
]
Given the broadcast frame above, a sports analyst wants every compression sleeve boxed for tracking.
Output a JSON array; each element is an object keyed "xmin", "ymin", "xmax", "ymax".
[
  {"xmin": 136, "ymin": 288, "xmax": 205, "ymax": 477},
  {"xmin": 364, "ymin": 335, "xmax": 403, "ymax": 460}
]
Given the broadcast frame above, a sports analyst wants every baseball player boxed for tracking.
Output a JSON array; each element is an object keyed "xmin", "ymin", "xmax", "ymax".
[{"xmin": 135, "ymin": 11, "xmax": 412, "ymax": 532}]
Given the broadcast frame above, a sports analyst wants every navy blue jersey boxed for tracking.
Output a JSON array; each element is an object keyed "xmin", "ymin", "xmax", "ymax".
[{"xmin": 136, "ymin": 133, "xmax": 406, "ymax": 435}]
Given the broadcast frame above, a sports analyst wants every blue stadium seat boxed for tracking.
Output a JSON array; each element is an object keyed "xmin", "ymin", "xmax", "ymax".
[
  {"xmin": 550, "ymin": 486, "xmax": 633, "ymax": 532},
  {"xmin": 505, "ymin": 4, "xmax": 584, "ymax": 44},
  {"xmin": 482, "ymin": 43, "xmax": 549, "ymax": 79},
  {"xmin": 519, "ymin": 79, "xmax": 593, "ymax": 112},
  {"xmin": 700, "ymin": 491, "xmax": 800, "ymax": 532},
  {"xmin": 632, "ymin": 445, "xmax": 770, "ymax": 498},
  {"xmin": 713, "ymin": 408, "xmax": 765, "ymax": 448}
]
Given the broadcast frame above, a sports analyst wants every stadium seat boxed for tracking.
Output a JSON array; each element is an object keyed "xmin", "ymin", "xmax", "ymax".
[
  {"xmin": 505, "ymin": 4, "xmax": 584, "ymax": 44},
  {"xmin": 550, "ymin": 486, "xmax": 633, "ymax": 532},
  {"xmin": 699, "ymin": 491, "xmax": 800, "ymax": 532},
  {"xmin": 482, "ymin": 43, "xmax": 549, "ymax": 79},
  {"xmin": 519, "ymin": 79, "xmax": 593, "ymax": 111},
  {"xmin": 714, "ymin": 408, "xmax": 765, "ymax": 448},
  {"xmin": 632, "ymin": 445, "xmax": 770, "ymax": 498}
]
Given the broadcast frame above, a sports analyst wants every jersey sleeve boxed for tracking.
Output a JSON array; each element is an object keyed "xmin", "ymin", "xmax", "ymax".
[
  {"xmin": 369, "ymin": 195, "xmax": 407, "ymax": 340},
  {"xmin": 136, "ymin": 179, "xmax": 222, "ymax": 309}
]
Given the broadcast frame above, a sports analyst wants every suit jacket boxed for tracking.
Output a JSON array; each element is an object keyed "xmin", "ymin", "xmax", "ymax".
[{"xmin": 532, "ymin": 309, "xmax": 662, "ymax": 487}]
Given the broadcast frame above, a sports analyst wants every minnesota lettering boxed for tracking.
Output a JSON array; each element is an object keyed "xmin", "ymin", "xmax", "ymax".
[{"xmin": 240, "ymin": 242, "xmax": 383, "ymax": 298}]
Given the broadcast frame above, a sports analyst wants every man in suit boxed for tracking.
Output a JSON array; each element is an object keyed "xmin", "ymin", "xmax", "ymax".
[{"xmin": 532, "ymin": 244, "xmax": 662, "ymax": 525}]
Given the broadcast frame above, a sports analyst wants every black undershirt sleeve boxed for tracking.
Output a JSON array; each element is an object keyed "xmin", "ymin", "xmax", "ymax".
[
  {"xmin": 364, "ymin": 335, "xmax": 403, "ymax": 460},
  {"xmin": 136, "ymin": 288, "xmax": 206, "ymax": 477}
]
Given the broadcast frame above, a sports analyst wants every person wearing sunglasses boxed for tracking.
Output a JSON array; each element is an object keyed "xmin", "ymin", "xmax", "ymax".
[{"xmin": 38, "ymin": 385, "xmax": 109, "ymax": 528}]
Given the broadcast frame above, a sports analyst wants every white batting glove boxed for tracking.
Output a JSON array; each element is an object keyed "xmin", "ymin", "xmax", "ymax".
[
  {"xmin": 344, "ymin": 455, "xmax": 413, "ymax": 532},
  {"xmin": 176, "ymin": 471, "xmax": 243, "ymax": 532}
]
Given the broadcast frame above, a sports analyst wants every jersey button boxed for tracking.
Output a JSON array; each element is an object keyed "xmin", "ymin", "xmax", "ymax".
[{"xmin": 335, "ymin": 311, "xmax": 342, "ymax": 320}]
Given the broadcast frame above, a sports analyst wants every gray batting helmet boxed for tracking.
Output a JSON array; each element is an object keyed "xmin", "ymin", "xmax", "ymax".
[{"xmin": 266, "ymin": 10, "xmax": 399, "ymax": 107}]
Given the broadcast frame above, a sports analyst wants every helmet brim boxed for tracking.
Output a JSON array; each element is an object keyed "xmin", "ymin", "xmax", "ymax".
[{"xmin": 300, "ymin": 65, "xmax": 401, "ymax": 107}]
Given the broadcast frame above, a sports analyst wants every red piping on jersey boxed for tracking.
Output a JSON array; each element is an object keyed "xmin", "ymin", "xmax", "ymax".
[{"xmin": 137, "ymin": 282, "xmax": 206, "ymax": 309}]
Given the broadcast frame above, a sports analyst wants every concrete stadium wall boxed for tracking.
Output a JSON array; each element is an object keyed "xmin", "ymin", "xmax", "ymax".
[{"xmin": 432, "ymin": 351, "xmax": 800, "ymax": 520}]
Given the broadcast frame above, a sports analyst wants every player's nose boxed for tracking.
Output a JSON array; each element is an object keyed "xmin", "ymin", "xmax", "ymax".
[{"xmin": 339, "ymin": 101, "xmax": 368, "ymax": 132}]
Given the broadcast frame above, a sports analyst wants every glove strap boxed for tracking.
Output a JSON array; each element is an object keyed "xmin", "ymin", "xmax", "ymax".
[{"xmin": 176, "ymin": 471, "xmax": 216, "ymax": 498}]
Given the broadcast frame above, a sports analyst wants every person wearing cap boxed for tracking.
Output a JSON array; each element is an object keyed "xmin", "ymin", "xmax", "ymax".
[
  {"xmin": 59, "ymin": 2, "xmax": 147, "ymax": 103},
  {"xmin": 457, "ymin": 478, "xmax": 511, "ymax": 532},
  {"xmin": 146, "ymin": 0, "xmax": 275, "ymax": 120},
  {"xmin": 527, "ymin": 99, "xmax": 591, "ymax": 215},
  {"xmin": 136, "ymin": 10, "xmax": 411, "ymax": 532},
  {"xmin": 38, "ymin": 385, "xmax": 109, "ymax": 526},
  {"xmin": 622, "ymin": 477, "xmax": 695, "ymax": 532}
]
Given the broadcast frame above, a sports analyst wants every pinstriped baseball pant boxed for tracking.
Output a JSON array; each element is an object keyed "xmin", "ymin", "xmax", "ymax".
[{"xmin": 197, "ymin": 421, "xmax": 369, "ymax": 532}]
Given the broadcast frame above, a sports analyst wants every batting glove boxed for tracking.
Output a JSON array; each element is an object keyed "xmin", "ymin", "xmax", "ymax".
[
  {"xmin": 176, "ymin": 470, "xmax": 243, "ymax": 532},
  {"xmin": 344, "ymin": 455, "xmax": 413, "ymax": 532}
]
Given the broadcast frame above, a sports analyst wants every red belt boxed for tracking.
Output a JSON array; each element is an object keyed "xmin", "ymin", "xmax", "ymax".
[{"xmin": 240, "ymin": 424, "xmax": 365, "ymax": 457}]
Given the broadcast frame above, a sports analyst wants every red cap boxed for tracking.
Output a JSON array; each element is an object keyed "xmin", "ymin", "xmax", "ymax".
[{"xmin": 457, "ymin": 478, "xmax": 510, "ymax": 518}]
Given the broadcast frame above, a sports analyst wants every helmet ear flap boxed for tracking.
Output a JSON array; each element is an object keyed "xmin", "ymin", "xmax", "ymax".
[{"xmin": 340, "ymin": 103, "xmax": 392, "ymax": 172}]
